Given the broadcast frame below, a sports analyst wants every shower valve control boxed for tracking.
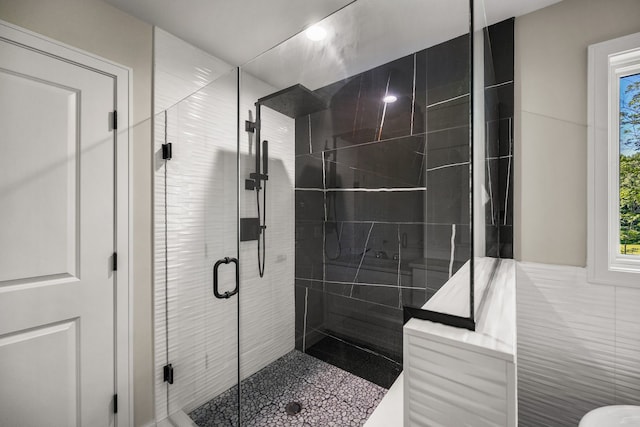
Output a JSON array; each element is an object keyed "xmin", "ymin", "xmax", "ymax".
[{"xmin": 245, "ymin": 178, "xmax": 257, "ymax": 190}]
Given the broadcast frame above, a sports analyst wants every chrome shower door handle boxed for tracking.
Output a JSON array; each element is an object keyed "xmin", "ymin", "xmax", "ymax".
[{"xmin": 213, "ymin": 256, "xmax": 239, "ymax": 299}]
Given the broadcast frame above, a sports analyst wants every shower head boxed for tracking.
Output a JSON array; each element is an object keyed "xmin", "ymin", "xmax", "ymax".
[{"xmin": 257, "ymin": 84, "xmax": 327, "ymax": 118}]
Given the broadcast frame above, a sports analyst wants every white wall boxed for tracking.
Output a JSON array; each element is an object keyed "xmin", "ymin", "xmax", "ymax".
[
  {"xmin": 515, "ymin": 0, "xmax": 640, "ymax": 266},
  {"xmin": 153, "ymin": 29, "xmax": 295, "ymax": 421},
  {"xmin": 0, "ymin": 1, "xmax": 154, "ymax": 425},
  {"xmin": 517, "ymin": 263, "xmax": 640, "ymax": 426},
  {"xmin": 515, "ymin": 1, "xmax": 640, "ymax": 424}
]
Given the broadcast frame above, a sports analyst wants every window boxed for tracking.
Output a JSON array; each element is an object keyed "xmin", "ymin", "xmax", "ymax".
[
  {"xmin": 588, "ymin": 32, "xmax": 640, "ymax": 286},
  {"xmin": 619, "ymin": 73, "xmax": 640, "ymax": 255}
]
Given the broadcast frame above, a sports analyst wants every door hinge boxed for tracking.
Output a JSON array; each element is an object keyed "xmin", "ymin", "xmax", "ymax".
[
  {"xmin": 162, "ymin": 142, "xmax": 172, "ymax": 160},
  {"xmin": 113, "ymin": 394, "xmax": 118, "ymax": 414},
  {"xmin": 163, "ymin": 363, "xmax": 174, "ymax": 384},
  {"xmin": 112, "ymin": 110, "xmax": 118, "ymax": 130},
  {"xmin": 112, "ymin": 252, "xmax": 118, "ymax": 271}
]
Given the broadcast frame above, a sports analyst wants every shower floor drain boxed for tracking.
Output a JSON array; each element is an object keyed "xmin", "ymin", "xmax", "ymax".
[{"xmin": 285, "ymin": 401, "xmax": 302, "ymax": 415}]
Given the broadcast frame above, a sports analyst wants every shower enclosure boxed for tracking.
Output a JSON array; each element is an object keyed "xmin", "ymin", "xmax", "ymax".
[{"xmin": 153, "ymin": 0, "xmax": 513, "ymax": 425}]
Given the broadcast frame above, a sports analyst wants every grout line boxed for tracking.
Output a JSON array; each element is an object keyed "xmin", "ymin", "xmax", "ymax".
[
  {"xmin": 485, "ymin": 80, "xmax": 513, "ymax": 90},
  {"xmin": 426, "ymin": 161, "xmax": 470, "ymax": 172},
  {"xmin": 293, "ymin": 127, "xmax": 469, "ymax": 159},
  {"xmin": 397, "ymin": 225, "xmax": 402, "ymax": 308},
  {"xmin": 295, "ymin": 133, "xmax": 425, "ymax": 158},
  {"xmin": 294, "ymin": 187, "xmax": 427, "ymax": 192},
  {"xmin": 308, "ymin": 114, "xmax": 313, "ymax": 154},
  {"xmin": 427, "ymin": 92, "xmax": 469, "ymax": 109},
  {"xmin": 319, "ymin": 155, "xmax": 424, "ymax": 188},
  {"xmin": 295, "ymin": 219, "xmax": 471, "ymax": 226},
  {"xmin": 411, "ymin": 53, "xmax": 416, "ymax": 135},
  {"xmin": 296, "ymin": 277, "xmax": 424, "ymax": 290},
  {"xmin": 521, "ymin": 109, "xmax": 587, "ymax": 127},
  {"xmin": 322, "ymin": 151, "xmax": 328, "ymax": 220}
]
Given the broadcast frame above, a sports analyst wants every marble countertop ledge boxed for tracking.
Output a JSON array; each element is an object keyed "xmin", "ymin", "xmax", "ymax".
[{"xmin": 405, "ymin": 257, "xmax": 516, "ymax": 362}]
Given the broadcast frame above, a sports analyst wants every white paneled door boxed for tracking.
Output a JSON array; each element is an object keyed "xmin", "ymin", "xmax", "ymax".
[{"xmin": 0, "ymin": 30, "xmax": 120, "ymax": 426}]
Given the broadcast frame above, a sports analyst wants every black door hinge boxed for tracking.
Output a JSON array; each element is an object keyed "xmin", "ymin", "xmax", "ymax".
[
  {"xmin": 111, "ymin": 110, "xmax": 118, "ymax": 130},
  {"xmin": 112, "ymin": 252, "xmax": 118, "ymax": 271},
  {"xmin": 113, "ymin": 394, "xmax": 118, "ymax": 414},
  {"xmin": 162, "ymin": 143, "xmax": 172, "ymax": 160},
  {"xmin": 163, "ymin": 363, "xmax": 174, "ymax": 384}
]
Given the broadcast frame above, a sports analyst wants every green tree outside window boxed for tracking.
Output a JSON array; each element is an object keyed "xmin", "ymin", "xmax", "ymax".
[{"xmin": 620, "ymin": 74, "xmax": 640, "ymax": 254}]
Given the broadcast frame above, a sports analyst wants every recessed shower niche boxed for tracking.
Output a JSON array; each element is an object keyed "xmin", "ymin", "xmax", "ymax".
[{"xmin": 153, "ymin": 1, "xmax": 513, "ymax": 425}]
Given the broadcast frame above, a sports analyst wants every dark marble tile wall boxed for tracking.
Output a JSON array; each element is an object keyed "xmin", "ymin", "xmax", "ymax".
[
  {"xmin": 484, "ymin": 18, "xmax": 514, "ymax": 258},
  {"xmin": 296, "ymin": 68, "xmax": 421, "ymax": 363},
  {"xmin": 292, "ymin": 20, "xmax": 514, "ymax": 378}
]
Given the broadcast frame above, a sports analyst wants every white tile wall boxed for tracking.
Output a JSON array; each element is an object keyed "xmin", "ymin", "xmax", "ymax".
[
  {"xmin": 404, "ymin": 259, "xmax": 517, "ymax": 427},
  {"xmin": 403, "ymin": 335, "xmax": 515, "ymax": 427},
  {"xmin": 154, "ymin": 28, "xmax": 234, "ymax": 114},
  {"xmin": 517, "ymin": 262, "xmax": 640, "ymax": 426},
  {"xmin": 153, "ymin": 29, "xmax": 295, "ymax": 421}
]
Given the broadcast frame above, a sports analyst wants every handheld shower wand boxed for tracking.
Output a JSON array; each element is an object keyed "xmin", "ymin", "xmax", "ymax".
[
  {"xmin": 256, "ymin": 138, "xmax": 268, "ymax": 278},
  {"xmin": 246, "ymin": 102, "xmax": 268, "ymax": 278}
]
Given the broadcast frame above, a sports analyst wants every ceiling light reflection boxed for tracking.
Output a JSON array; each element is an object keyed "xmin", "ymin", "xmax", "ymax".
[{"xmin": 306, "ymin": 25, "xmax": 327, "ymax": 41}]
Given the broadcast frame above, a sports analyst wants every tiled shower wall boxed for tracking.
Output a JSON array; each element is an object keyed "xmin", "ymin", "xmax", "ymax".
[
  {"xmin": 294, "ymin": 19, "xmax": 514, "ymax": 365},
  {"xmin": 153, "ymin": 29, "xmax": 295, "ymax": 421},
  {"xmin": 484, "ymin": 18, "xmax": 514, "ymax": 258}
]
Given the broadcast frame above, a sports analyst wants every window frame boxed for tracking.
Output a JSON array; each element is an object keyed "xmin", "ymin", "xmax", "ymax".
[{"xmin": 588, "ymin": 32, "xmax": 640, "ymax": 287}]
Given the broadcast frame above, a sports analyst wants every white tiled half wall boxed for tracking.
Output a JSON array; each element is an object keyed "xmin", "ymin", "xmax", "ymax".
[
  {"xmin": 517, "ymin": 262, "xmax": 640, "ymax": 426},
  {"xmin": 153, "ymin": 28, "xmax": 295, "ymax": 421}
]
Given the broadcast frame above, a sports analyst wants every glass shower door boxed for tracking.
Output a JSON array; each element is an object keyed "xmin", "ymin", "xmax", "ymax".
[
  {"xmin": 152, "ymin": 0, "xmax": 509, "ymax": 424},
  {"xmin": 235, "ymin": 0, "xmax": 476, "ymax": 425},
  {"xmin": 156, "ymin": 68, "xmax": 241, "ymax": 425}
]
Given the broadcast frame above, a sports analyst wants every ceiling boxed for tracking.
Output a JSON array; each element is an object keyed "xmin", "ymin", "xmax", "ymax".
[
  {"xmin": 104, "ymin": 0, "xmax": 563, "ymax": 67},
  {"xmin": 104, "ymin": 0, "xmax": 355, "ymax": 66}
]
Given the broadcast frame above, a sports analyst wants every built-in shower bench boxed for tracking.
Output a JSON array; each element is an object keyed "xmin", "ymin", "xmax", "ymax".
[{"xmin": 403, "ymin": 258, "xmax": 517, "ymax": 427}]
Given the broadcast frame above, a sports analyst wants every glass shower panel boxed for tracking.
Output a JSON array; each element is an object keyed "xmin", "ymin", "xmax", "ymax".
[
  {"xmin": 152, "ymin": 1, "xmax": 504, "ymax": 425},
  {"xmin": 472, "ymin": 0, "xmax": 492, "ymax": 321},
  {"xmin": 236, "ymin": 0, "xmax": 473, "ymax": 424},
  {"xmin": 157, "ymin": 68, "xmax": 240, "ymax": 424},
  {"xmin": 473, "ymin": 0, "xmax": 516, "ymax": 319}
]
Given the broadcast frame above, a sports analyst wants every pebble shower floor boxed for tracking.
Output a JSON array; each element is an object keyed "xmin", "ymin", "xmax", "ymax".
[{"xmin": 189, "ymin": 350, "xmax": 387, "ymax": 426}]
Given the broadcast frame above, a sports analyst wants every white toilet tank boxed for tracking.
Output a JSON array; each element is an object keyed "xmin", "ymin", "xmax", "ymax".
[{"xmin": 580, "ymin": 406, "xmax": 640, "ymax": 427}]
